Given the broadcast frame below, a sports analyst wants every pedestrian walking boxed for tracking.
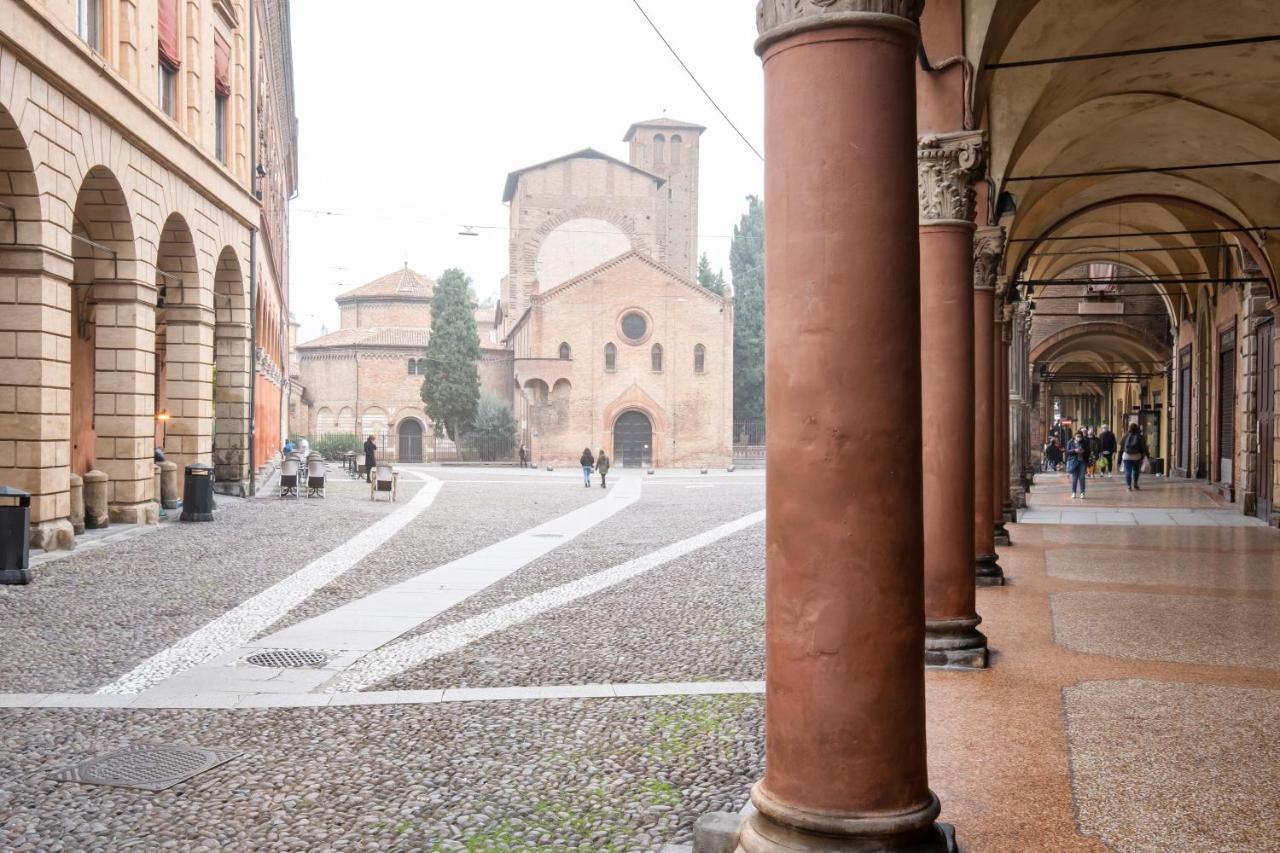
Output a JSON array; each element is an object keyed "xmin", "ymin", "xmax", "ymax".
[
  {"xmin": 579, "ymin": 448, "xmax": 595, "ymax": 488},
  {"xmin": 364, "ymin": 435, "xmax": 377, "ymax": 483},
  {"xmin": 595, "ymin": 448, "xmax": 611, "ymax": 489},
  {"xmin": 1121, "ymin": 423, "xmax": 1149, "ymax": 491},
  {"xmin": 1098, "ymin": 425, "xmax": 1116, "ymax": 477},
  {"xmin": 518, "ymin": 444, "xmax": 528, "ymax": 468},
  {"xmin": 1066, "ymin": 429, "xmax": 1090, "ymax": 499}
]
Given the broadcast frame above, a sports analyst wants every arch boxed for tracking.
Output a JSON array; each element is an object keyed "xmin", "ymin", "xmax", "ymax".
[
  {"xmin": 514, "ymin": 206, "xmax": 654, "ymax": 310},
  {"xmin": 70, "ymin": 165, "xmax": 148, "ymax": 515},
  {"xmin": 152, "ymin": 212, "xmax": 204, "ymax": 475},
  {"xmin": 604, "ymin": 342, "xmax": 617, "ymax": 371},
  {"xmin": 558, "ymin": 341, "xmax": 571, "ymax": 360},
  {"xmin": 523, "ymin": 378, "xmax": 549, "ymax": 404},
  {"xmin": 397, "ymin": 417, "xmax": 425, "ymax": 463},
  {"xmin": 336, "ymin": 406, "xmax": 356, "ymax": 433},
  {"xmin": 651, "ymin": 342, "xmax": 663, "ymax": 373},
  {"xmin": 612, "ymin": 409, "xmax": 654, "ymax": 468},
  {"xmin": 0, "ymin": 103, "xmax": 42, "ymax": 247},
  {"xmin": 670, "ymin": 134, "xmax": 683, "ymax": 166},
  {"xmin": 535, "ymin": 218, "xmax": 633, "ymax": 291},
  {"xmin": 213, "ymin": 245, "xmax": 250, "ymax": 486},
  {"xmin": 653, "ymin": 133, "xmax": 666, "ymax": 165},
  {"xmin": 315, "ymin": 407, "xmax": 336, "ymax": 436},
  {"xmin": 552, "ymin": 378, "xmax": 572, "ymax": 400},
  {"xmin": 1031, "ymin": 322, "xmax": 1167, "ymax": 369},
  {"xmin": 694, "ymin": 343, "xmax": 706, "ymax": 374},
  {"xmin": 362, "ymin": 405, "xmax": 389, "ymax": 438}
]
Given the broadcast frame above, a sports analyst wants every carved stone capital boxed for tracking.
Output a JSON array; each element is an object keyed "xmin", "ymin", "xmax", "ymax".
[
  {"xmin": 973, "ymin": 227, "xmax": 1006, "ymax": 292},
  {"xmin": 918, "ymin": 131, "xmax": 986, "ymax": 224},
  {"xmin": 756, "ymin": 0, "xmax": 925, "ymax": 54}
]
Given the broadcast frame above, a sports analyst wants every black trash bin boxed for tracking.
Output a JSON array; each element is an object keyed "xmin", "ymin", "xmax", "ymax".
[
  {"xmin": 0, "ymin": 486, "xmax": 32, "ymax": 585},
  {"xmin": 180, "ymin": 463, "xmax": 216, "ymax": 522}
]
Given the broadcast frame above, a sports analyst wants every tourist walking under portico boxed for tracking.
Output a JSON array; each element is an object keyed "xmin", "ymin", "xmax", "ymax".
[
  {"xmin": 579, "ymin": 448, "xmax": 595, "ymax": 488},
  {"xmin": 1098, "ymin": 425, "xmax": 1116, "ymax": 477},
  {"xmin": 1122, "ymin": 423, "xmax": 1150, "ymax": 491},
  {"xmin": 1067, "ymin": 429, "xmax": 1090, "ymax": 499}
]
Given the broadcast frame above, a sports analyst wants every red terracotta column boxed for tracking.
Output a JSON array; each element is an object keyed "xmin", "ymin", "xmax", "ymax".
[
  {"xmin": 743, "ymin": 3, "xmax": 954, "ymax": 852},
  {"xmin": 973, "ymin": 231, "xmax": 1005, "ymax": 586},
  {"xmin": 919, "ymin": 132, "xmax": 988, "ymax": 669},
  {"xmin": 994, "ymin": 306, "xmax": 1012, "ymax": 546}
]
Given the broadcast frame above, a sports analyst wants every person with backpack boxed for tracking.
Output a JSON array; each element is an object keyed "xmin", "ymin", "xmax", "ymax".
[
  {"xmin": 579, "ymin": 447, "xmax": 595, "ymax": 488},
  {"xmin": 595, "ymin": 448, "xmax": 611, "ymax": 489},
  {"xmin": 1066, "ymin": 429, "xmax": 1090, "ymax": 499},
  {"xmin": 1098, "ymin": 425, "xmax": 1116, "ymax": 478},
  {"xmin": 1121, "ymin": 423, "xmax": 1150, "ymax": 491}
]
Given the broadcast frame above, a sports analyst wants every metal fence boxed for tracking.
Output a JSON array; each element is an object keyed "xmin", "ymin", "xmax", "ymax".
[{"xmin": 733, "ymin": 421, "xmax": 766, "ymax": 463}]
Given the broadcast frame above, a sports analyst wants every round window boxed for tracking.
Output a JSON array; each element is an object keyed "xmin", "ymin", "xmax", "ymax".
[{"xmin": 621, "ymin": 312, "xmax": 648, "ymax": 342}]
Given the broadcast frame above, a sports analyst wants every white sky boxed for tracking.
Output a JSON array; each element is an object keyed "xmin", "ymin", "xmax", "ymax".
[{"xmin": 288, "ymin": 0, "xmax": 764, "ymax": 342}]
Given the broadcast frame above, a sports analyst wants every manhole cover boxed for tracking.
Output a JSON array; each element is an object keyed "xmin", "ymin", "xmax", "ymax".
[
  {"xmin": 244, "ymin": 649, "xmax": 331, "ymax": 669},
  {"xmin": 57, "ymin": 745, "xmax": 240, "ymax": 791}
]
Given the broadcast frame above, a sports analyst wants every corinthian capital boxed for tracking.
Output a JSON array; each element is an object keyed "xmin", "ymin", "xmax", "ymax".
[
  {"xmin": 756, "ymin": 0, "xmax": 925, "ymax": 54},
  {"xmin": 973, "ymin": 227, "xmax": 1006, "ymax": 292},
  {"xmin": 918, "ymin": 131, "xmax": 985, "ymax": 224}
]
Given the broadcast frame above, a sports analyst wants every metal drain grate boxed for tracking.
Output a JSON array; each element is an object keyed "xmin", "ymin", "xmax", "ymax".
[
  {"xmin": 57, "ymin": 745, "xmax": 240, "ymax": 791},
  {"xmin": 244, "ymin": 649, "xmax": 331, "ymax": 669}
]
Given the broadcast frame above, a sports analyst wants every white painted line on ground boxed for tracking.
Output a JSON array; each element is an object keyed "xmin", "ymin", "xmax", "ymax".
[
  {"xmin": 5, "ymin": 680, "xmax": 766, "ymax": 710},
  {"xmin": 96, "ymin": 475, "xmax": 445, "ymax": 695},
  {"xmin": 328, "ymin": 509, "xmax": 766, "ymax": 692}
]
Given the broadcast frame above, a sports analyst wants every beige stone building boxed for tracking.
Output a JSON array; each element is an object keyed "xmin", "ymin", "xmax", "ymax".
[
  {"xmin": 0, "ymin": 0, "xmax": 296, "ymax": 548},
  {"xmin": 503, "ymin": 119, "xmax": 733, "ymax": 468}
]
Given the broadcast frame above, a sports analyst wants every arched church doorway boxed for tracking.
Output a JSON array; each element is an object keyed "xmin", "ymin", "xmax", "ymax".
[
  {"xmin": 398, "ymin": 419, "xmax": 424, "ymax": 463},
  {"xmin": 613, "ymin": 411, "xmax": 653, "ymax": 468}
]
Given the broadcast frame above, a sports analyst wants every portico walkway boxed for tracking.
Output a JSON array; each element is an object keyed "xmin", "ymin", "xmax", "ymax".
[{"xmin": 1019, "ymin": 474, "xmax": 1268, "ymax": 527}]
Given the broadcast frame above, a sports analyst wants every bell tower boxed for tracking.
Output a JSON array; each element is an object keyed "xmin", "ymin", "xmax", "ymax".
[{"xmin": 625, "ymin": 118, "xmax": 706, "ymax": 280}]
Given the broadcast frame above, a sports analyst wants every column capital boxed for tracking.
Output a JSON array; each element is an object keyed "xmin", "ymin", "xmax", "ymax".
[
  {"xmin": 973, "ymin": 227, "xmax": 1006, "ymax": 292},
  {"xmin": 756, "ymin": 0, "xmax": 925, "ymax": 54},
  {"xmin": 918, "ymin": 131, "xmax": 985, "ymax": 225}
]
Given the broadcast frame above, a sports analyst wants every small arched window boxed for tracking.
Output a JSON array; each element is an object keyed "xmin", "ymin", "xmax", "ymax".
[
  {"xmin": 651, "ymin": 343, "xmax": 663, "ymax": 373},
  {"xmin": 670, "ymin": 134, "xmax": 683, "ymax": 166},
  {"xmin": 653, "ymin": 134, "xmax": 666, "ymax": 165},
  {"xmin": 604, "ymin": 342, "xmax": 617, "ymax": 372},
  {"xmin": 407, "ymin": 358, "xmax": 417, "ymax": 376},
  {"xmin": 694, "ymin": 343, "xmax": 706, "ymax": 374},
  {"xmin": 559, "ymin": 342, "xmax": 571, "ymax": 360}
]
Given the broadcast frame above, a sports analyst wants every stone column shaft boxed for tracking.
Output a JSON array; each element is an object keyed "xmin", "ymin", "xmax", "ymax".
[
  {"xmin": 919, "ymin": 131, "xmax": 987, "ymax": 668},
  {"xmin": 994, "ymin": 313, "xmax": 1012, "ymax": 544},
  {"xmin": 744, "ymin": 2, "xmax": 953, "ymax": 851},
  {"xmin": 973, "ymin": 235, "xmax": 1005, "ymax": 586}
]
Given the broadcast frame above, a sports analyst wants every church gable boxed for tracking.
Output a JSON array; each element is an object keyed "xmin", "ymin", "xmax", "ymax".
[{"xmin": 533, "ymin": 251, "xmax": 724, "ymax": 308}]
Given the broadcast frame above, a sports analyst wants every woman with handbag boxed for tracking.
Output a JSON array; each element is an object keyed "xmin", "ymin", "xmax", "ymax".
[{"xmin": 1121, "ymin": 423, "xmax": 1150, "ymax": 491}]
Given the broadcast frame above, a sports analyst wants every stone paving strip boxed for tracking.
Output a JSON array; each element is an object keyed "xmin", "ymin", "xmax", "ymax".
[
  {"xmin": 95, "ymin": 473, "xmax": 445, "ymax": 695},
  {"xmin": 0, "ymin": 680, "xmax": 765, "ymax": 710},
  {"xmin": 125, "ymin": 477, "xmax": 645, "ymax": 700},
  {"xmin": 330, "ymin": 509, "xmax": 767, "ymax": 692}
]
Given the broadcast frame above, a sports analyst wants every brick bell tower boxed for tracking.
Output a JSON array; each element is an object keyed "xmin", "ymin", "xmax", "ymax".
[{"xmin": 624, "ymin": 118, "xmax": 706, "ymax": 280}]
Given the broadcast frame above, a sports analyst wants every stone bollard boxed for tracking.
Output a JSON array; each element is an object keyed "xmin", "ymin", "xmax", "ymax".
[
  {"xmin": 160, "ymin": 461, "xmax": 180, "ymax": 510},
  {"xmin": 69, "ymin": 473, "xmax": 85, "ymax": 535},
  {"xmin": 153, "ymin": 464, "xmax": 162, "ymax": 509},
  {"xmin": 82, "ymin": 469, "xmax": 110, "ymax": 530}
]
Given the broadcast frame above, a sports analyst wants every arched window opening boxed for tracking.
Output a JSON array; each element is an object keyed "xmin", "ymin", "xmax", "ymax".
[
  {"xmin": 651, "ymin": 343, "xmax": 664, "ymax": 373},
  {"xmin": 653, "ymin": 134, "xmax": 666, "ymax": 165},
  {"xmin": 605, "ymin": 342, "xmax": 617, "ymax": 372},
  {"xmin": 559, "ymin": 342, "xmax": 571, "ymax": 360},
  {"xmin": 407, "ymin": 358, "xmax": 417, "ymax": 375},
  {"xmin": 671, "ymin": 134, "xmax": 683, "ymax": 166},
  {"xmin": 694, "ymin": 343, "xmax": 706, "ymax": 374}
]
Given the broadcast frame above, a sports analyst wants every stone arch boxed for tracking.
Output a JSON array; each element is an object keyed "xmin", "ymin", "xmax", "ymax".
[
  {"xmin": 362, "ymin": 405, "xmax": 389, "ymax": 440},
  {"xmin": 1031, "ymin": 322, "xmax": 1167, "ymax": 368},
  {"xmin": 396, "ymin": 416, "xmax": 426, "ymax": 463},
  {"xmin": 514, "ymin": 205, "xmax": 654, "ymax": 306},
  {"xmin": 336, "ymin": 406, "xmax": 356, "ymax": 433},
  {"xmin": 71, "ymin": 165, "xmax": 154, "ymax": 522},
  {"xmin": 315, "ymin": 407, "xmax": 336, "ymax": 437},
  {"xmin": 213, "ymin": 245, "xmax": 251, "ymax": 489},
  {"xmin": 552, "ymin": 378, "xmax": 572, "ymax": 399}
]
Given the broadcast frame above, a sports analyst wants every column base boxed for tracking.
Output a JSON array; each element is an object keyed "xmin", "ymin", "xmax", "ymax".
[
  {"xmin": 975, "ymin": 552, "xmax": 1005, "ymax": 586},
  {"xmin": 108, "ymin": 502, "xmax": 159, "ymax": 526},
  {"xmin": 925, "ymin": 617, "xmax": 989, "ymax": 669},
  {"xmin": 736, "ymin": 810, "xmax": 956, "ymax": 852},
  {"xmin": 28, "ymin": 519, "xmax": 74, "ymax": 552},
  {"xmin": 993, "ymin": 521, "xmax": 1012, "ymax": 547}
]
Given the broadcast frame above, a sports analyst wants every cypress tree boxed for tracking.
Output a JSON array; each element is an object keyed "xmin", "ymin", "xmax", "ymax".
[{"xmin": 421, "ymin": 268, "xmax": 481, "ymax": 441}]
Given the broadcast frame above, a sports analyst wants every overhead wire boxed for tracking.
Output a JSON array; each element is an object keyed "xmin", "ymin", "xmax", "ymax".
[{"xmin": 628, "ymin": 0, "xmax": 764, "ymax": 162}]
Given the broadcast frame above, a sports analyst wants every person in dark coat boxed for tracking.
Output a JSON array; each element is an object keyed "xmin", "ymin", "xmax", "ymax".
[
  {"xmin": 595, "ymin": 449, "xmax": 611, "ymax": 489},
  {"xmin": 579, "ymin": 448, "xmax": 595, "ymax": 488},
  {"xmin": 1066, "ymin": 429, "xmax": 1090, "ymax": 499},
  {"xmin": 1098, "ymin": 425, "xmax": 1117, "ymax": 478},
  {"xmin": 364, "ymin": 435, "xmax": 377, "ymax": 482},
  {"xmin": 1121, "ymin": 423, "xmax": 1150, "ymax": 491}
]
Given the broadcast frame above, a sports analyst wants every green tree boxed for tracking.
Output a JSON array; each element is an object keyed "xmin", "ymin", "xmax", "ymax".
[
  {"xmin": 468, "ymin": 394, "xmax": 518, "ymax": 461},
  {"xmin": 697, "ymin": 252, "xmax": 726, "ymax": 296},
  {"xmin": 731, "ymin": 196, "xmax": 765, "ymax": 425},
  {"xmin": 421, "ymin": 268, "xmax": 481, "ymax": 440}
]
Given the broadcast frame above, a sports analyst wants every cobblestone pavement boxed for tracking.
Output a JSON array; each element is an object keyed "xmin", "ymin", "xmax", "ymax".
[{"xmin": 3, "ymin": 469, "xmax": 1276, "ymax": 851}]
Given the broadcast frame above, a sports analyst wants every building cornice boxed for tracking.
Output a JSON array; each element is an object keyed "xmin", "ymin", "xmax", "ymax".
[{"xmin": 756, "ymin": 0, "xmax": 925, "ymax": 54}]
